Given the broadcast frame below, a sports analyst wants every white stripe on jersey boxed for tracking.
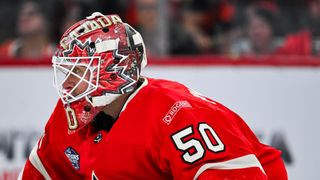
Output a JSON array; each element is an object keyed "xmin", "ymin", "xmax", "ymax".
[
  {"xmin": 193, "ymin": 154, "xmax": 265, "ymax": 180},
  {"xmin": 17, "ymin": 165, "xmax": 25, "ymax": 180},
  {"xmin": 29, "ymin": 141, "xmax": 52, "ymax": 180}
]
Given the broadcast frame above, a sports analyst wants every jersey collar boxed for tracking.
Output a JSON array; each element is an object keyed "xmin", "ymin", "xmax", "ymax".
[{"xmin": 120, "ymin": 77, "xmax": 148, "ymax": 114}]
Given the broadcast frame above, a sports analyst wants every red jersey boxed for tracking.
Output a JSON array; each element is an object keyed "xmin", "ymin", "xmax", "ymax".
[{"xmin": 19, "ymin": 77, "xmax": 287, "ymax": 179}]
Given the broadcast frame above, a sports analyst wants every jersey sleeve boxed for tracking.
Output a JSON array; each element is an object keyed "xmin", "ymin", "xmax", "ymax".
[
  {"xmin": 19, "ymin": 100, "xmax": 83, "ymax": 180},
  {"xmin": 154, "ymin": 101, "xmax": 284, "ymax": 180},
  {"xmin": 18, "ymin": 100, "xmax": 61, "ymax": 180},
  {"xmin": 18, "ymin": 135, "xmax": 50, "ymax": 180},
  {"xmin": 197, "ymin": 167, "xmax": 266, "ymax": 180}
]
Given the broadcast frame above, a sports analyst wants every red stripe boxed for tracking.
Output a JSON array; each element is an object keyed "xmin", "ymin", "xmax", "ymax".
[{"xmin": 0, "ymin": 55, "xmax": 320, "ymax": 67}]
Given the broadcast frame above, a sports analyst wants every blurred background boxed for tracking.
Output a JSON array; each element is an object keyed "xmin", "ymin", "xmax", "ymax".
[
  {"xmin": 0, "ymin": 0, "xmax": 319, "ymax": 179},
  {"xmin": 2, "ymin": 0, "xmax": 320, "ymax": 59}
]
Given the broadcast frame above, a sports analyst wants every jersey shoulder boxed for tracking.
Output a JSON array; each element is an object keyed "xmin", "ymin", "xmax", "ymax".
[
  {"xmin": 135, "ymin": 79, "xmax": 268, "ymax": 178},
  {"xmin": 143, "ymin": 77, "xmax": 232, "ymax": 116},
  {"xmin": 141, "ymin": 77, "xmax": 216, "ymax": 107}
]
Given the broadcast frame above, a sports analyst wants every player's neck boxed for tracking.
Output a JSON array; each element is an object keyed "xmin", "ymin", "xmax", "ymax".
[
  {"xmin": 102, "ymin": 79, "xmax": 144, "ymax": 119},
  {"xmin": 102, "ymin": 93, "xmax": 132, "ymax": 120}
]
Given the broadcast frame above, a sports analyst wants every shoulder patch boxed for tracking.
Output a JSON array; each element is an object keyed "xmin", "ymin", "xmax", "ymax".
[
  {"xmin": 65, "ymin": 146, "xmax": 80, "ymax": 170},
  {"xmin": 163, "ymin": 100, "xmax": 192, "ymax": 125}
]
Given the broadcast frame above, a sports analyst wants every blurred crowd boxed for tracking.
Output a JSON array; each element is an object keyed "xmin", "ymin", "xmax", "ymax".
[{"xmin": 0, "ymin": 0, "xmax": 320, "ymax": 61}]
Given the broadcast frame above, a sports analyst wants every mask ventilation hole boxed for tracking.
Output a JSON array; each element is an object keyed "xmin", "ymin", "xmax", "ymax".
[
  {"xmin": 78, "ymin": 28, "xmax": 85, "ymax": 34},
  {"xmin": 113, "ymin": 58, "xmax": 120, "ymax": 64},
  {"xmin": 102, "ymin": 27, "xmax": 109, "ymax": 33},
  {"xmin": 89, "ymin": 42, "xmax": 95, "ymax": 48},
  {"xmin": 84, "ymin": 105, "xmax": 91, "ymax": 112}
]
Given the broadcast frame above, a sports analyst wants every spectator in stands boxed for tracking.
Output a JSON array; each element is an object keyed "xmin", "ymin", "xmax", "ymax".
[
  {"xmin": 290, "ymin": 0, "xmax": 320, "ymax": 55},
  {"xmin": 133, "ymin": 0, "xmax": 199, "ymax": 56},
  {"xmin": 58, "ymin": 0, "xmax": 93, "ymax": 37},
  {"xmin": 132, "ymin": 0, "xmax": 169, "ymax": 56},
  {"xmin": 230, "ymin": 5, "xmax": 282, "ymax": 56},
  {"xmin": 0, "ymin": 0, "xmax": 54, "ymax": 60},
  {"xmin": 303, "ymin": 0, "xmax": 320, "ymax": 37},
  {"xmin": 276, "ymin": 30, "xmax": 312, "ymax": 55},
  {"xmin": 179, "ymin": 0, "xmax": 214, "ymax": 54}
]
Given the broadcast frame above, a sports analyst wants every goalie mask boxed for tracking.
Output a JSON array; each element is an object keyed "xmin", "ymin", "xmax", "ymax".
[{"xmin": 52, "ymin": 13, "xmax": 147, "ymax": 134}]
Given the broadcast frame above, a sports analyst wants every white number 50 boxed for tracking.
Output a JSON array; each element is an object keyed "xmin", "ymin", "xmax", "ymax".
[{"xmin": 171, "ymin": 122, "xmax": 225, "ymax": 164}]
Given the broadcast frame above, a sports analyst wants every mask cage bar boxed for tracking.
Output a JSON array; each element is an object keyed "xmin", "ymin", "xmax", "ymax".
[{"xmin": 52, "ymin": 56, "xmax": 101, "ymax": 104}]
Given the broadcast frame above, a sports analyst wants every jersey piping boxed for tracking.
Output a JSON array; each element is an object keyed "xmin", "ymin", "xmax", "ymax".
[
  {"xmin": 193, "ymin": 154, "xmax": 265, "ymax": 180},
  {"xmin": 29, "ymin": 142, "xmax": 52, "ymax": 180}
]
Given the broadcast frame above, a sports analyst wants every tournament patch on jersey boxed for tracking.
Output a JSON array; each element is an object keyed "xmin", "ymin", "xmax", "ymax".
[{"xmin": 65, "ymin": 147, "xmax": 80, "ymax": 170}]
